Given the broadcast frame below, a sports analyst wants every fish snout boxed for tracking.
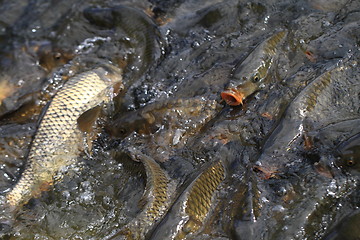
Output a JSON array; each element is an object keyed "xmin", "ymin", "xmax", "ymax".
[
  {"xmin": 253, "ymin": 154, "xmax": 283, "ymax": 179},
  {"xmin": 221, "ymin": 88, "xmax": 244, "ymax": 106},
  {"xmin": 253, "ymin": 164, "xmax": 280, "ymax": 179},
  {"xmin": 221, "ymin": 80, "xmax": 259, "ymax": 106}
]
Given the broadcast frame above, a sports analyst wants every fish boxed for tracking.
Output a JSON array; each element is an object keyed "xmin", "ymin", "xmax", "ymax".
[
  {"xmin": 147, "ymin": 160, "xmax": 225, "ymax": 239},
  {"xmin": 322, "ymin": 209, "xmax": 360, "ymax": 240},
  {"xmin": 106, "ymin": 97, "xmax": 221, "ymax": 162},
  {"xmin": 36, "ymin": 44, "xmax": 74, "ymax": 72},
  {"xmin": 221, "ymin": 30, "xmax": 287, "ymax": 106},
  {"xmin": 106, "ymin": 106, "xmax": 156, "ymax": 138},
  {"xmin": 107, "ymin": 149, "xmax": 172, "ymax": 240},
  {"xmin": 0, "ymin": 81, "xmax": 15, "ymax": 104},
  {"xmin": 254, "ymin": 59, "xmax": 360, "ymax": 177},
  {"xmin": 336, "ymin": 132, "xmax": 360, "ymax": 173},
  {"xmin": 83, "ymin": 5, "xmax": 164, "ymax": 88},
  {"xmin": 5, "ymin": 64, "xmax": 123, "ymax": 209},
  {"xmin": 106, "ymin": 97, "xmax": 221, "ymax": 140}
]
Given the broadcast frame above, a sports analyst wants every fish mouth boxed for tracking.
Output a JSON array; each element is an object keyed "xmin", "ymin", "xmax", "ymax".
[
  {"xmin": 221, "ymin": 88, "xmax": 244, "ymax": 106},
  {"xmin": 253, "ymin": 165, "xmax": 280, "ymax": 179}
]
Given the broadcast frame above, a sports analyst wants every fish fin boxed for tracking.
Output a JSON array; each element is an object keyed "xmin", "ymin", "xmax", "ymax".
[
  {"xmin": 303, "ymin": 133, "xmax": 314, "ymax": 151},
  {"xmin": 314, "ymin": 161, "xmax": 334, "ymax": 178},
  {"xmin": 37, "ymin": 99, "xmax": 52, "ymax": 125},
  {"xmin": 77, "ymin": 105, "xmax": 102, "ymax": 133},
  {"xmin": 77, "ymin": 106, "xmax": 102, "ymax": 154},
  {"xmin": 113, "ymin": 82, "xmax": 123, "ymax": 97},
  {"xmin": 302, "ymin": 118, "xmax": 315, "ymax": 151}
]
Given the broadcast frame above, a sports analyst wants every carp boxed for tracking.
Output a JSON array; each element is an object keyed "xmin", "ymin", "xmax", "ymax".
[
  {"xmin": 221, "ymin": 31, "xmax": 287, "ymax": 106},
  {"xmin": 107, "ymin": 149, "xmax": 172, "ymax": 240},
  {"xmin": 255, "ymin": 58, "xmax": 360, "ymax": 177},
  {"xmin": 336, "ymin": 132, "xmax": 360, "ymax": 174},
  {"xmin": 147, "ymin": 160, "xmax": 225, "ymax": 240},
  {"xmin": 5, "ymin": 65, "xmax": 123, "ymax": 208}
]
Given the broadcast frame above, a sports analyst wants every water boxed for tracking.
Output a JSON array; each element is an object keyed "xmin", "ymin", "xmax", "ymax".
[{"xmin": 0, "ymin": 0, "xmax": 359, "ymax": 239}]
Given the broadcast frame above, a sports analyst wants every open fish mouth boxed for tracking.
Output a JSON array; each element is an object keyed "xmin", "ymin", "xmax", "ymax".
[
  {"xmin": 253, "ymin": 165, "xmax": 280, "ymax": 179},
  {"xmin": 221, "ymin": 88, "xmax": 244, "ymax": 106}
]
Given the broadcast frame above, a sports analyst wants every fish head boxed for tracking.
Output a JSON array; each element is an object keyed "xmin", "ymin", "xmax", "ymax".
[
  {"xmin": 25, "ymin": 41, "xmax": 74, "ymax": 72},
  {"xmin": 221, "ymin": 40, "xmax": 271, "ymax": 106},
  {"xmin": 105, "ymin": 112, "xmax": 140, "ymax": 138},
  {"xmin": 221, "ymin": 60, "xmax": 268, "ymax": 106},
  {"xmin": 221, "ymin": 30, "xmax": 286, "ymax": 106},
  {"xmin": 336, "ymin": 147, "xmax": 360, "ymax": 173},
  {"xmin": 38, "ymin": 47, "xmax": 74, "ymax": 72},
  {"xmin": 335, "ymin": 134, "xmax": 360, "ymax": 173},
  {"xmin": 105, "ymin": 111, "xmax": 154, "ymax": 138}
]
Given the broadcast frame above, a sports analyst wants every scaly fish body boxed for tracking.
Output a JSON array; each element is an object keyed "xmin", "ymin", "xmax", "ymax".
[
  {"xmin": 147, "ymin": 160, "xmax": 225, "ymax": 240},
  {"xmin": 109, "ymin": 150, "xmax": 172, "ymax": 240},
  {"xmin": 256, "ymin": 60, "xmax": 359, "ymax": 175},
  {"xmin": 221, "ymin": 31, "xmax": 287, "ymax": 106},
  {"xmin": 6, "ymin": 65, "xmax": 123, "ymax": 208},
  {"xmin": 107, "ymin": 97, "xmax": 221, "ymax": 141}
]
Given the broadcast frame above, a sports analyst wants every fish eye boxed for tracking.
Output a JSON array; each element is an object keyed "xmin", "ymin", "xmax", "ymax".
[
  {"xmin": 118, "ymin": 128, "xmax": 127, "ymax": 136},
  {"xmin": 54, "ymin": 52, "xmax": 62, "ymax": 60},
  {"xmin": 346, "ymin": 158, "xmax": 356, "ymax": 167},
  {"xmin": 252, "ymin": 75, "xmax": 260, "ymax": 83}
]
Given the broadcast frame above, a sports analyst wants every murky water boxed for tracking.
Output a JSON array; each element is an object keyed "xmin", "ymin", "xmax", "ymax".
[{"xmin": 0, "ymin": 0, "xmax": 359, "ymax": 239}]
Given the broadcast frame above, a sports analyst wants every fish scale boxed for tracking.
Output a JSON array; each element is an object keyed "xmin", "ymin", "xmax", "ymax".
[
  {"xmin": 185, "ymin": 161, "xmax": 224, "ymax": 223},
  {"xmin": 6, "ymin": 65, "xmax": 123, "ymax": 208},
  {"xmin": 173, "ymin": 161, "xmax": 225, "ymax": 240},
  {"xmin": 146, "ymin": 160, "xmax": 225, "ymax": 240},
  {"xmin": 256, "ymin": 60, "xmax": 359, "ymax": 175},
  {"xmin": 108, "ymin": 150, "xmax": 172, "ymax": 240}
]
